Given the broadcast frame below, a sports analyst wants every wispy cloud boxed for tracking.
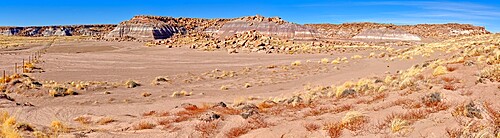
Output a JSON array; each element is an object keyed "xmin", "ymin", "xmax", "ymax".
[{"xmin": 360, "ymin": 1, "xmax": 500, "ymax": 20}]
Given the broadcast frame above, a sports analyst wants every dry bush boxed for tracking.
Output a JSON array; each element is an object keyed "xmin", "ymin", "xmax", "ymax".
[
  {"xmin": 446, "ymin": 66, "xmax": 458, "ymax": 72},
  {"xmin": 422, "ymin": 92, "xmax": 442, "ymax": 107},
  {"xmin": 97, "ymin": 117, "xmax": 115, "ymax": 125},
  {"xmin": 195, "ymin": 120, "xmax": 219, "ymax": 137},
  {"xmin": 142, "ymin": 111, "xmax": 157, "ymax": 116},
  {"xmin": 225, "ymin": 116, "xmax": 270, "ymax": 138},
  {"xmin": 443, "ymin": 83, "xmax": 457, "ymax": 91},
  {"xmin": 323, "ymin": 121, "xmax": 343, "ymax": 138},
  {"xmin": 225, "ymin": 124, "xmax": 251, "ymax": 138},
  {"xmin": 452, "ymin": 102, "xmax": 483, "ymax": 119},
  {"xmin": 133, "ymin": 121, "xmax": 156, "ymax": 130},
  {"xmin": 446, "ymin": 127, "xmax": 463, "ymax": 138},
  {"xmin": 303, "ymin": 122, "xmax": 320, "ymax": 131},
  {"xmin": 483, "ymin": 102, "xmax": 499, "ymax": 126},
  {"xmin": 212, "ymin": 107, "xmax": 241, "ymax": 115},
  {"xmin": 441, "ymin": 76, "xmax": 458, "ymax": 83},
  {"xmin": 341, "ymin": 111, "xmax": 369, "ymax": 131}
]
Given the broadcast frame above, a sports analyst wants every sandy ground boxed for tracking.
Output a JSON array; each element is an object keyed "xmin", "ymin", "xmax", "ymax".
[{"xmin": 0, "ymin": 36, "xmax": 498, "ymax": 138}]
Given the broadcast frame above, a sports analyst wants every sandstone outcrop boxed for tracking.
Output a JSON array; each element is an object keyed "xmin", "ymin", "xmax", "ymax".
[
  {"xmin": 352, "ymin": 28, "xmax": 421, "ymax": 41},
  {"xmin": 305, "ymin": 23, "xmax": 490, "ymax": 40}
]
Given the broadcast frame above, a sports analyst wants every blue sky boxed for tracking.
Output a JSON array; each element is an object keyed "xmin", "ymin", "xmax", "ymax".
[{"xmin": 1, "ymin": 0, "xmax": 499, "ymax": 32}]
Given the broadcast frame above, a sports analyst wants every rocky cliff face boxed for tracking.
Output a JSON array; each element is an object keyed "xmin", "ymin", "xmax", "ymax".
[
  {"xmin": 352, "ymin": 28, "xmax": 421, "ymax": 41},
  {"xmin": 0, "ymin": 25, "xmax": 116, "ymax": 37},
  {"xmin": 212, "ymin": 15, "xmax": 320, "ymax": 40},
  {"xmin": 105, "ymin": 15, "xmax": 231, "ymax": 41},
  {"xmin": 305, "ymin": 23, "xmax": 490, "ymax": 40}
]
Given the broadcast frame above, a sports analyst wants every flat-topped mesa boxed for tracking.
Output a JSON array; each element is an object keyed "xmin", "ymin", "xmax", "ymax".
[
  {"xmin": 0, "ymin": 25, "xmax": 116, "ymax": 37},
  {"xmin": 105, "ymin": 16, "xmax": 183, "ymax": 41},
  {"xmin": 105, "ymin": 15, "xmax": 231, "ymax": 41},
  {"xmin": 212, "ymin": 15, "xmax": 320, "ymax": 41}
]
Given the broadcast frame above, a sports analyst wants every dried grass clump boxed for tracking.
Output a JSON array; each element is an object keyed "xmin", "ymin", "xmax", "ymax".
[
  {"xmin": 225, "ymin": 116, "xmax": 269, "ymax": 138},
  {"xmin": 421, "ymin": 92, "xmax": 442, "ymax": 107},
  {"xmin": 323, "ymin": 121, "xmax": 343, "ymax": 138},
  {"xmin": 50, "ymin": 120, "xmax": 69, "ymax": 134},
  {"xmin": 320, "ymin": 58, "xmax": 329, "ymax": 64},
  {"xmin": 432, "ymin": 65, "xmax": 449, "ymax": 76},
  {"xmin": 479, "ymin": 64, "xmax": 500, "ymax": 82},
  {"xmin": 331, "ymin": 58, "xmax": 340, "ymax": 64},
  {"xmin": 73, "ymin": 116, "xmax": 91, "ymax": 125},
  {"xmin": 97, "ymin": 117, "xmax": 115, "ymax": 125},
  {"xmin": 390, "ymin": 118, "xmax": 410, "ymax": 133},
  {"xmin": 452, "ymin": 102, "xmax": 483, "ymax": 119},
  {"xmin": 133, "ymin": 121, "xmax": 156, "ymax": 130},
  {"xmin": 291, "ymin": 60, "xmax": 301, "ymax": 66},
  {"xmin": 195, "ymin": 120, "xmax": 219, "ymax": 137},
  {"xmin": 341, "ymin": 111, "xmax": 369, "ymax": 131},
  {"xmin": 170, "ymin": 90, "xmax": 192, "ymax": 97},
  {"xmin": 303, "ymin": 123, "xmax": 320, "ymax": 131},
  {"xmin": 0, "ymin": 111, "xmax": 21, "ymax": 138},
  {"xmin": 225, "ymin": 125, "xmax": 251, "ymax": 138}
]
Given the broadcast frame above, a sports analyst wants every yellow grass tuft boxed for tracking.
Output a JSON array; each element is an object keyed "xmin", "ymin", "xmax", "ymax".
[
  {"xmin": 341, "ymin": 111, "xmax": 368, "ymax": 131},
  {"xmin": 390, "ymin": 118, "xmax": 410, "ymax": 133},
  {"xmin": 0, "ymin": 111, "xmax": 21, "ymax": 138},
  {"xmin": 320, "ymin": 58, "xmax": 329, "ymax": 64},
  {"xmin": 432, "ymin": 65, "xmax": 449, "ymax": 76},
  {"xmin": 291, "ymin": 60, "xmax": 301, "ymax": 66},
  {"xmin": 51, "ymin": 120, "xmax": 69, "ymax": 133}
]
